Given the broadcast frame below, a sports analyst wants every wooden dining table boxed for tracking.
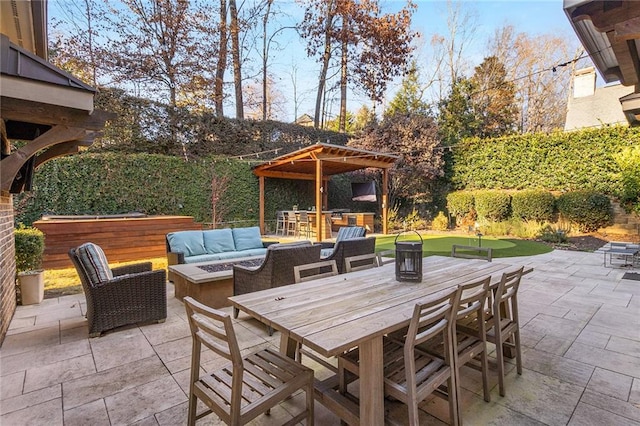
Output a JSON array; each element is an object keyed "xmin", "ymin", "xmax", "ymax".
[{"xmin": 229, "ymin": 255, "xmax": 528, "ymax": 425}]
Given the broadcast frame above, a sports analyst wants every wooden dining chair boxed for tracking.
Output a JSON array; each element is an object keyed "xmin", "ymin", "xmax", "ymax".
[
  {"xmin": 457, "ymin": 267, "xmax": 524, "ymax": 397},
  {"xmin": 292, "ymin": 259, "xmax": 339, "ymax": 370},
  {"xmin": 338, "ymin": 286, "xmax": 462, "ymax": 426},
  {"xmin": 344, "ymin": 253, "xmax": 379, "ymax": 272},
  {"xmin": 294, "ymin": 260, "xmax": 338, "ymax": 283},
  {"xmin": 420, "ymin": 276, "xmax": 492, "ymax": 420},
  {"xmin": 376, "ymin": 249, "xmax": 395, "ymax": 266},
  {"xmin": 183, "ymin": 297, "xmax": 315, "ymax": 425}
]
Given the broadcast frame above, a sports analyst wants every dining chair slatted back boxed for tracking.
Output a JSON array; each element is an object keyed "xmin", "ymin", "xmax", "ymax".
[
  {"xmin": 344, "ymin": 253, "xmax": 379, "ymax": 272},
  {"xmin": 489, "ymin": 266, "xmax": 524, "ymax": 397},
  {"xmin": 294, "ymin": 260, "xmax": 339, "ymax": 283},
  {"xmin": 389, "ymin": 286, "xmax": 462, "ymax": 426},
  {"xmin": 184, "ymin": 297, "xmax": 314, "ymax": 426},
  {"xmin": 376, "ymin": 249, "xmax": 395, "ymax": 266},
  {"xmin": 338, "ymin": 286, "xmax": 462, "ymax": 426}
]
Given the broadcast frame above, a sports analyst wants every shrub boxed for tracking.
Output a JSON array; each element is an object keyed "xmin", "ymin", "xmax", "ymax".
[
  {"xmin": 613, "ymin": 145, "xmax": 640, "ymax": 214},
  {"xmin": 14, "ymin": 225, "xmax": 45, "ymax": 272},
  {"xmin": 556, "ymin": 190, "xmax": 612, "ymax": 232},
  {"xmin": 474, "ymin": 190, "xmax": 511, "ymax": 221},
  {"xmin": 537, "ymin": 224, "xmax": 568, "ymax": 244},
  {"xmin": 511, "ymin": 190, "xmax": 556, "ymax": 222},
  {"xmin": 431, "ymin": 211, "xmax": 449, "ymax": 231},
  {"xmin": 446, "ymin": 191, "xmax": 475, "ymax": 217}
]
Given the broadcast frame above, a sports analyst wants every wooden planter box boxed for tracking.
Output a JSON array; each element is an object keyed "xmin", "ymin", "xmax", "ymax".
[{"xmin": 34, "ymin": 215, "xmax": 202, "ymax": 269}]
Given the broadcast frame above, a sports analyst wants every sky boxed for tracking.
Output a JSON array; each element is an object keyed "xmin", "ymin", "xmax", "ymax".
[
  {"xmin": 49, "ymin": 0, "xmax": 585, "ymax": 123},
  {"xmin": 267, "ymin": 0, "xmax": 582, "ymax": 122}
]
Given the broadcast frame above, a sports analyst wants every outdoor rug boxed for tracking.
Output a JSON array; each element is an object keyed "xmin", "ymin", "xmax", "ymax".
[{"xmin": 622, "ymin": 272, "xmax": 640, "ymax": 281}]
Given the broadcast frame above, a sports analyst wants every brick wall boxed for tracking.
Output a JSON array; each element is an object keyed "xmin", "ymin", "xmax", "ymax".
[{"xmin": 0, "ymin": 193, "xmax": 16, "ymax": 347}]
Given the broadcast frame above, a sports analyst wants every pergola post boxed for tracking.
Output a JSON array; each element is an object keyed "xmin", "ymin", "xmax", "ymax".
[
  {"xmin": 259, "ymin": 176, "xmax": 265, "ymax": 235},
  {"xmin": 382, "ymin": 169, "xmax": 389, "ymax": 235},
  {"xmin": 315, "ymin": 159, "xmax": 323, "ymax": 242}
]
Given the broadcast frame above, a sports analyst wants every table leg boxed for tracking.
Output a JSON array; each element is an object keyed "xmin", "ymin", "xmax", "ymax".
[
  {"xmin": 279, "ymin": 334, "xmax": 298, "ymax": 359},
  {"xmin": 359, "ymin": 336, "xmax": 384, "ymax": 426}
]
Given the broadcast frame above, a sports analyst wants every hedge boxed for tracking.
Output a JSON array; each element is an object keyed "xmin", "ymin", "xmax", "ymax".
[
  {"xmin": 556, "ymin": 190, "xmax": 612, "ymax": 232},
  {"xmin": 14, "ymin": 153, "xmax": 375, "ymax": 228},
  {"xmin": 474, "ymin": 190, "xmax": 511, "ymax": 221},
  {"xmin": 451, "ymin": 126, "xmax": 640, "ymax": 193},
  {"xmin": 511, "ymin": 190, "xmax": 555, "ymax": 222}
]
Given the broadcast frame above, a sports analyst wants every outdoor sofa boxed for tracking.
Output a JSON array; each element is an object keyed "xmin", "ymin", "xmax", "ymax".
[
  {"xmin": 166, "ymin": 226, "xmax": 274, "ymax": 266},
  {"xmin": 319, "ymin": 226, "xmax": 376, "ymax": 273}
]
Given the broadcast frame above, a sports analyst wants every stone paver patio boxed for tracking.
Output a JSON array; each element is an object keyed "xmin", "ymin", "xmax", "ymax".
[{"xmin": 1, "ymin": 249, "xmax": 640, "ymax": 425}]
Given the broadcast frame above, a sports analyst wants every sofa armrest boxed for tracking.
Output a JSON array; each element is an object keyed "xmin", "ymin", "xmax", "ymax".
[
  {"xmin": 112, "ymin": 262, "xmax": 152, "ymax": 276},
  {"xmin": 263, "ymin": 241, "xmax": 279, "ymax": 248},
  {"xmin": 167, "ymin": 251, "xmax": 185, "ymax": 265}
]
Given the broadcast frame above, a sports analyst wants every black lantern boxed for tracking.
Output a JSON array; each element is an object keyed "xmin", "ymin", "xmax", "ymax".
[{"xmin": 395, "ymin": 231, "xmax": 424, "ymax": 282}]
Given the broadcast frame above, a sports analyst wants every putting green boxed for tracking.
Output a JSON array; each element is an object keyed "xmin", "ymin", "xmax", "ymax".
[{"xmin": 375, "ymin": 234, "xmax": 552, "ymax": 259}]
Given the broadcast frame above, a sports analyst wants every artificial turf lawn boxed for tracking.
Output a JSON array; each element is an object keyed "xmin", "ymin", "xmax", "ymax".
[{"xmin": 374, "ymin": 234, "xmax": 553, "ymax": 258}]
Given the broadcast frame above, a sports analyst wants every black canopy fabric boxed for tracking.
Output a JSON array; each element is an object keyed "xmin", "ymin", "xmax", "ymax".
[{"xmin": 351, "ymin": 181, "xmax": 376, "ymax": 202}]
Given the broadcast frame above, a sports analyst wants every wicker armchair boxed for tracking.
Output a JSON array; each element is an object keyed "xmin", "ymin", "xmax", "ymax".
[
  {"xmin": 322, "ymin": 236, "xmax": 376, "ymax": 274},
  {"xmin": 69, "ymin": 243, "xmax": 167, "ymax": 337},
  {"xmin": 233, "ymin": 241, "xmax": 321, "ymax": 318}
]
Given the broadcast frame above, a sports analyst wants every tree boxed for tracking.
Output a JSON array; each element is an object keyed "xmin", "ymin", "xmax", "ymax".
[
  {"xmin": 384, "ymin": 62, "xmax": 429, "ymax": 119},
  {"xmin": 488, "ymin": 25, "xmax": 575, "ymax": 133},
  {"xmin": 101, "ymin": 0, "xmax": 219, "ymax": 152},
  {"xmin": 470, "ymin": 56, "xmax": 518, "ymax": 138},
  {"xmin": 215, "ymin": 0, "xmax": 228, "ymax": 117},
  {"xmin": 229, "ymin": 0, "xmax": 244, "ymax": 119},
  {"xmin": 49, "ymin": 0, "xmax": 105, "ymax": 87},
  {"xmin": 437, "ymin": 77, "xmax": 479, "ymax": 146},
  {"xmin": 429, "ymin": 0, "xmax": 478, "ymax": 101},
  {"xmin": 298, "ymin": 0, "xmax": 416, "ymax": 129},
  {"xmin": 349, "ymin": 112, "xmax": 444, "ymax": 208}
]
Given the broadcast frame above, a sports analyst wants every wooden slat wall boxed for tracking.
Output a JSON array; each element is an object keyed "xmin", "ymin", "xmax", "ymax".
[{"xmin": 34, "ymin": 216, "xmax": 202, "ymax": 269}]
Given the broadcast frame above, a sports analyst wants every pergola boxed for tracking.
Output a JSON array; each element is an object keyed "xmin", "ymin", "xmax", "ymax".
[{"xmin": 252, "ymin": 143, "xmax": 399, "ymax": 241}]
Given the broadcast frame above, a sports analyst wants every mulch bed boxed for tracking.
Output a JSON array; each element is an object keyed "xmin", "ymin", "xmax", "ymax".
[{"xmin": 197, "ymin": 258, "xmax": 264, "ymax": 273}]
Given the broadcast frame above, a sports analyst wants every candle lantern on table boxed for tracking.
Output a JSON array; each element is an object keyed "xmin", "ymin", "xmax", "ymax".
[{"xmin": 395, "ymin": 231, "xmax": 423, "ymax": 282}]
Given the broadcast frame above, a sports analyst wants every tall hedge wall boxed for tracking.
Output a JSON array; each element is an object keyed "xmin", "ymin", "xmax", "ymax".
[
  {"xmin": 14, "ymin": 153, "xmax": 373, "ymax": 228},
  {"xmin": 452, "ymin": 126, "xmax": 640, "ymax": 193}
]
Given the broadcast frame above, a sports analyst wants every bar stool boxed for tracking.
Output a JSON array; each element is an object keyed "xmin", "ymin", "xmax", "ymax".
[
  {"xmin": 285, "ymin": 211, "xmax": 297, "ymax": 236},
  {"xmin": 275, "ymin": 210, "xmax": 286, "ymax": 235}
]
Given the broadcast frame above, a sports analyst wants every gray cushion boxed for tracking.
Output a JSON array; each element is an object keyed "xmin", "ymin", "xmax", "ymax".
[
  {"xmin": 336, "ymin": 226, "xmax": 366, "ymax": 243},
  {"xmin": 75, "ymin": 242, "xmax": 113, "ymax": 285},
  {"xmin": 232, "ymin": 227, "xmax": 263, "ymax": 251},
  {"xmin": 203, "ymin": 229, "xmax": 235, "ymax": 254}
]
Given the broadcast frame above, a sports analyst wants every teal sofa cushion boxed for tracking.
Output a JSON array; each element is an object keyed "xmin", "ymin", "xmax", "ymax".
[
  {"xmin": 233, "ymin": 227, "xmax": 263, "ymax": 251},
  {"xmin": 167, "ymin": 230, "xmax": 206, "ymax": 257},
  {"xmin": 203, "ymin": 229, "xmax": 235, "ymax": 254}
]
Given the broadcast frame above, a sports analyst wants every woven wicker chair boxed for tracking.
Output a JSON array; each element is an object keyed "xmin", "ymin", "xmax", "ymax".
[
  {"xmin": 69, "ymin": 244, "xmax": 167, "ymax": 337},
  {"xmin": 232, "ymin": 241, "xmax": 321, "ymax": 319},
  {"xmin": 322, "ymin": 237, "xmax": 376, "ymax": 274}
]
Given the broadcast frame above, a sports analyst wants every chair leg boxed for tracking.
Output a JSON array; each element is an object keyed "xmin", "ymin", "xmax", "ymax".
[
  {"xmin": 480, "ymin": 349, "xmax": 491, "ymax": 402},
  {"xmin": 515, "ymin": 329, "xmax": 523, "ymax": 375},
  {"xmin": 448, "ymin": 374, "xmax": 460, "ymax": 426},
  {"xmin": 496, "ymin": 338, "xmax": 506, "ymax": 397},
  {"xmin": 306, "ymin": 378, "xmax": 315, "ymax": 425},
  {"xmin": 187, "ymin": 393, "xmax": 197, "ymax": 426}
]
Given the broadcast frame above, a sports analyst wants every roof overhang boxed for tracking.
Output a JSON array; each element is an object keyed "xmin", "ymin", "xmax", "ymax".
[
  {"xmin": 564, "ymin": 0, "xmax": 640, "ymax": 86},
  {"xmin": 0, "ymin": 0, "xmax": 47, "ymax": 59},
  {"xmin": 252, "ymin": 143, "xmax": 399, "ymax": 181}
]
